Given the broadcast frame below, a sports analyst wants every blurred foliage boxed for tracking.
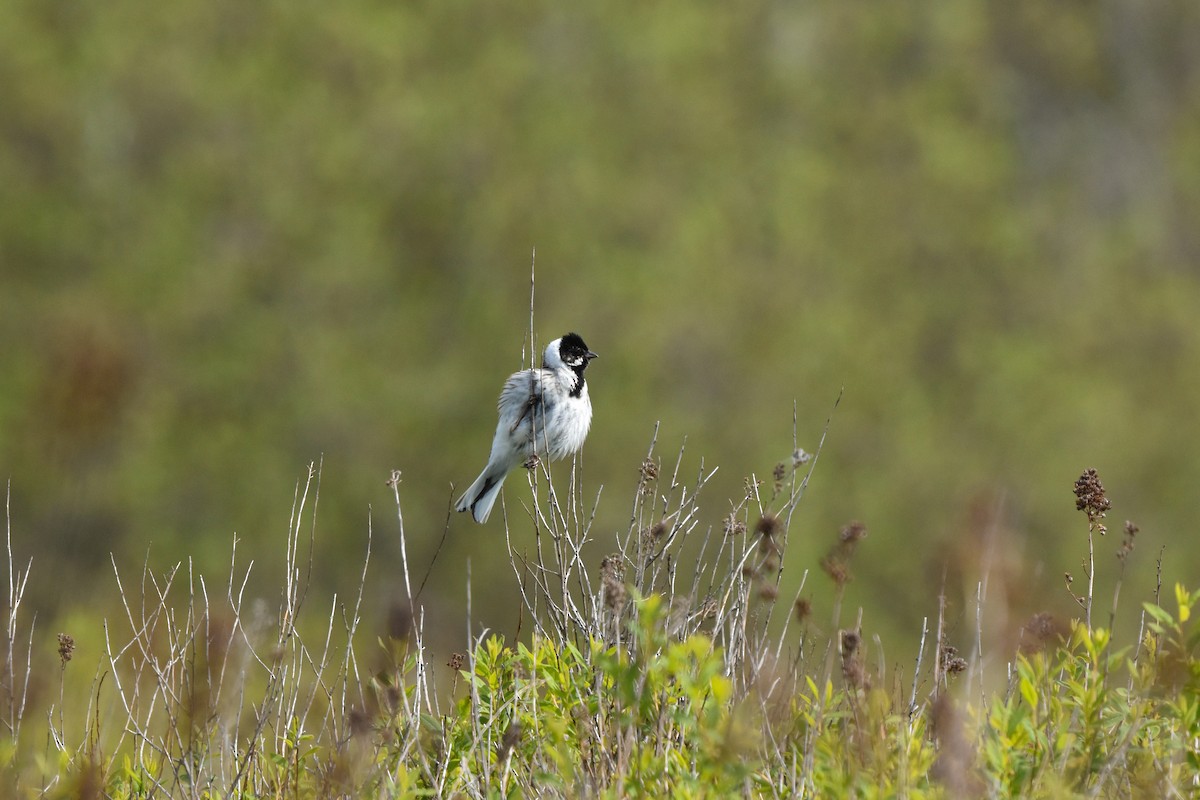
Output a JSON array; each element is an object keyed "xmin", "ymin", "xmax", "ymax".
[{"xmin": 2, "ymin": 0, "xmax": 1199, "ymax": 649}]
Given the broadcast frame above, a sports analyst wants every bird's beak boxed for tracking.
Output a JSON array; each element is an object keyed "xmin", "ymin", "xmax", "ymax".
[{"xmin": 586, "ymin": 350, "xmax": 599, "ymax": 360}]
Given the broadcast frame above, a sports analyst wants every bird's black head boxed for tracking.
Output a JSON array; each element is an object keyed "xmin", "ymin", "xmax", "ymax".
[{"xmin": 556, "ymin": 332, "xmax": 598, "ymax": 371}]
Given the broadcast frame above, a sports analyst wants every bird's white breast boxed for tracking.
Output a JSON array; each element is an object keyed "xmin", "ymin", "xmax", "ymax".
[{"xmin": 545, "ymin": 383, "xmax": 591, "ymax": 460}]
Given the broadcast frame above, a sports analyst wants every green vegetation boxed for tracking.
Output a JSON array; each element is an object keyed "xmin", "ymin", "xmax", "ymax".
[
  {"xmin": 3, "ymin": 0, "xmax": 1200, "ymax": 657},
  {"xmin": 2, "ymin": 452, "xmax": 1196, "ymax": 797}
]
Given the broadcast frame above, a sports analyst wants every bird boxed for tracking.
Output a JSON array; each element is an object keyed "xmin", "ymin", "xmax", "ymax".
[{"xmin": 455, "ymin": 332, "xmax": 598, "ymax": 523}]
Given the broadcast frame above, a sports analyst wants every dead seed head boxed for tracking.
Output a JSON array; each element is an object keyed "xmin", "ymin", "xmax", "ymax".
[
  {"xmin": 940, "ymin": 644, "xmax": 967, "ymax": 676},
  {"xmin": 756, "ymin": 513, "xmax": 781, "ymax": 539},
  {"xmin": 388, "ymin": 601, "xmax": 414, "ymax": 641},
  {"xmin": 723, "ymin": 513, "xmax": 747, "ymax": 538},
  {"xmin": 600, "ymin": 554, "xmax": 627, "ymax": 612},
  {"xmin": 793, "ymin": 597, "xmax": 812, "ymax": 623},
  {"xmin": 821, "ymin": 520, "xmax": 867, "ymax": 586},
  {"xmin": 820, "ymin": 556, "xmax": 850, "ymax": 586},
  {"xmin": 604, "ymin": 580, "xmax": 627, "ymax": 613},
  {"xmin": 792, "ymin": 448, "xmax": 812, "ymax": 468},
  {"xmin": 384, "ymin": 684, "xmax": 401, "ymax": 711},
  {"xmin": 929, "ymin": 693, "xmax": 956, "ymax": 738},
  {"xmin": 758, "ymin": 583, "xmax": 779, "ymax": 602},
  {"xmin": 1118, "ymin": 520, "xmax": 1139, "ymax": 561},
  {"xmin": 839, "ymin": 520, "xmax": 867, "ymax": 544},
  {"xmin": 348, "ymin": 707, "xmax": 373, "ymax": 737},
  {"xmin": 447, "ymin": 652, "xmax": 465, "ymax": 671},
  {"xmin": 57, "ymin": 633, "xmax": 75, "ymax": 665},
  {"xmin": 640, "ymin": 457, "xmax": 659, "ymax": 482},
  {"xmin": 600, "ymin": 554, "xmax": 625, "ymax": 582},
  {"xmin": 1073, "ymin": 468, "xmax": 1112, "ymax": 531},
  {"xmin": 649, "ymin": 520, "xmax": 668, "ymax": 540},
  {"xmin": 843, "ymin": 659, "xmax": 868, "ymax": 690},
  {"xmin": 638, "ymin": 457, "xmax": 659, "ymax": 494},
  {"xmin": 772, "ymin": 462, "xmax": 787, "ymax": 492},
  {"xmin": 839, "ymin": 630, "xmax": 869, "ymax": 689}
]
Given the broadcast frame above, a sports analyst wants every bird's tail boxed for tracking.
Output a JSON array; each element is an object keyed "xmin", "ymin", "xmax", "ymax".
[{"xmin": 455, "ymin": 465, "xmax": 508, "ymax": 524}]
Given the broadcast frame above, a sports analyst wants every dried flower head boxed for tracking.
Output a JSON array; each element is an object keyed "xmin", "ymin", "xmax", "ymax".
[
  {"xmin": 757, "ymin": 535, "xmax": 781, "ymax": 557},
  {"xmin": 793, "ymin": 597, "xmax": 812, "ymax": 623},
  {"xmin": 843, "ymin": 659, "xmax": 867, "ymax": 690},
  {"xmin": 382, "ymin": 684, "xmax": 401, "ymax": 713},
  {"xmin": 940, "ymin": 644, "xmax": 967, "ymax": 675},
  {"xmin": 839, "ymin": 629, "xmax": 869, "ymax": 690},
  {"xmin": 600, "ymin": 554, "xmax": 627, "ymax": 613},
  {"xmin": 388, "ymin": 601, "xmax": 414, "ymax": 641},
  {"xmin": 839, "ymin": 520, "xmax": 867, "ymax": 544},
  {"xmin": 638, "ymin": 457, "xmax": 659, "ymax": 495},
  {"xmin": 1073, "ymin": 468, "xmax": 1111, "ymax": 533},
  {"xmin": 600, "ymin": 554, "xmax": 624, "ymax": 579},
  {"xmin": 348, "ymin": 706, "xmax": 373, "ymax": 737},
  {"xmin": 793, "ymin": 448, "xmax": 812, "ymax": 468},
  {"xmin": 758, "ymin": 583, "xmax": 779, "ymax": 602},
  {"xmin": 1118, "ymin": 520, "xmax": 1139, "ymax": 562},
  {"xmin": 723, "ymin": 513, "xmax": 747, "ymax": 538},
  {"xmin": 756, "ymin": 513, "xmax": 781, "ymax": 539},
  {"xmin": 57, "ymin": 633, "xmax": 75, "ymax": 665},
  {"xmin": 605, "ymin": 581, "xmax": 627, "ymax": 613},
  {"xmin": 447, "ymin": 652, "xmax": 465, "ymax": 671},
  {"xmin": 820, "ymin": 556, "xmax": 850, "ymax": 586},
  {"xmin": 820, "ymin": 520, "xmax": 867, "ymax": 587}
]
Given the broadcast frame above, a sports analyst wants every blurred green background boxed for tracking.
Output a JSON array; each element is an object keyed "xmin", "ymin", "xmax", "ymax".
[{"xmin": 3, "ymin": 0, "xmax": 1199, "ymax": 660}]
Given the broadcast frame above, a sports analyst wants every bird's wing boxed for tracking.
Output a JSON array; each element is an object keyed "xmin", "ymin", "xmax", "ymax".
[{"xmin": 498, "ymin": 369, "xmax": 548, "ymax": 434}]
